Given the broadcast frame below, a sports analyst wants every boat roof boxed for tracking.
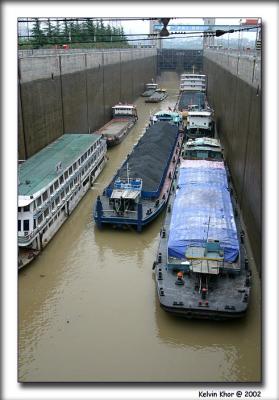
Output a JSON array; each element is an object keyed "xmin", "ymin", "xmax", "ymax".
[
  {"xmin": 188, "ymin": 111, "xmax": 212, "ymax": 116},
  {"xmin": 186, "ymin": 137, "xmax": 221, "ymax": 147},
  {"xmin": 112, "ymin": 104, "xmax": 136, "ymax": 109},
  {"xmin": 154, "ymin": 110, "xmax": 180, "ymax": 117},
  {"xmin": 185, "ymin": 145, "xmax": 222, "ymax": 153},
  {"xmin": 18, "ymin": 133, "xmax": 101, "ymax": 198},
  {"xmin": 180, "ymin": 74, "xmax": 206, "ymax": 77},
  {"xmin": 111, "ymin": 189, "xmax": 140, "ymax": 199}
]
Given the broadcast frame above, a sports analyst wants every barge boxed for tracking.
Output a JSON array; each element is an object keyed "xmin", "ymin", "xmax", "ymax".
[
  {"xmin": 154, "ymin": 142, "xmax": 251, "ymax": 319},
  {"xmin": 18, "ymin": 133, "xmax": 107, "ymax": 269},
  {"xmin": 94, "ymin": 120, "xmax": 183, "ymax": 231},
  {"xmin": 145, "ymin": 89, "xmax": 168, "ymax": 103},
  {"xmin": 94, "ymin": 104, "xmax": 138, "ymax": 147}
]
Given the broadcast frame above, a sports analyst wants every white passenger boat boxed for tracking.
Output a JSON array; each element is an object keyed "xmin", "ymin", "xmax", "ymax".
[
  {"xmin": 179, "ymin": 74, "xmax": 207, "ymax": 92},
  {"xmin": 18, "ymin": 133, "xmax": 107, "ymax": 269}
]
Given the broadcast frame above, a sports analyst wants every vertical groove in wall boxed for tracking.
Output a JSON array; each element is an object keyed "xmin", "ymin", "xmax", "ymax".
[
  {"xmin": 84, "ymin": 53, "xmax": 89, "ymax": 132},
  {"xmin": 119, "ymin": 51, "xmax": 122, "ymax": 101},
  {"xmin": 18, "ymin": 74, "xmax": 28, "ymax": 159},
  {"xmin": 58, "ymin": 55, "xmax": 65, "ymax": 134},
  {"xmin": 102, "ymin": 52, "xmax": 105, "ymax": 123},
  {"xmin": 239, "ymin": 89, "xmax": 253, "ymax": 208}
]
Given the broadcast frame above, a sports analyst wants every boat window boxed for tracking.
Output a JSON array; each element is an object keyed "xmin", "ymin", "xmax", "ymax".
[
  {"xmin": 44, "ymin": 208, "xmax": 49, "ymax": 218},
  {"xmin": 18, "ymin": 220, "xmax": 21, "ymax": 231},
  {"xmin": 42, "ymin": 191, "xmax": 48, "ymax": 202},
  {"xmin": 33, "ymin": 219, "xmax": 36, "ymax": 229},
  {"xmin": 55, "ymin": 197, "xmax": 60, "ymax": 206},
  {"xmin": 73, "ymin": 163, "xmax": 77, "ymax": 171},
  {"xmin": 51, "ymin": 201, "xmax": 55, "ymax": 210},
  {"xmin": 69, "ymin": 166, "xmax": 73, "ymax": 175},
  {"xmin": 18, "ymin": 207, "xmax": 21, "ymax": 213},
  {"xmin": 23, "ymin": 204, "xmax": 30, "ymax": 212},
  {"xmin": 37, "ymin": 196, "xmax": 42, "ymax": 207},
  {"xmin": 61, "ymin": 191, "xmax": 65, "ymax": 199},
  {"xmin": 59, "ymin": 175, "xmax": 64, "ymax": 184},
  {"xmin": 66, "ymin": 186, "xmax": 69, "ymax": 194},
  {"xmin": 23, "ymin": 219, "xmax": 29, "ymax": 231},
  {"xmin": 50, "ymin": 185, "xmax": 54, "ymax": 194},
  {"xmin": 64, "ymin": 171, "xmax": 68, "ymax": 180},
  {"xmin": 38, "ymin": 215, "xmax": 43, "ymax": 224},
  {"xmin": 54, "ymin": 180, "xmax": 59, "ymax": 190}
]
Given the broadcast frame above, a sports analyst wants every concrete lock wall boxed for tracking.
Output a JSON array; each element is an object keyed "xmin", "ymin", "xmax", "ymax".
[
  {"xmin": 18, "ymin": 49, "xmax": 157, "ymax": 159},
  {"xmin": 203, "ymin": 55, "xmax": 261, "ymax": 274}
]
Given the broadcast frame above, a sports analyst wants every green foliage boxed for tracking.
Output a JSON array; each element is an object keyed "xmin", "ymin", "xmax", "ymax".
[{"xmin": 20, "ymin": 18, "xmax": 130, "ymax": 49}]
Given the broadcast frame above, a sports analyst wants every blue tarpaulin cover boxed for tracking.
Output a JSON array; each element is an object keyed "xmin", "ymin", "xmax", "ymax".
[{"xmin": 167, "ymin": 160, "xmax": 239, "ymax": 263}]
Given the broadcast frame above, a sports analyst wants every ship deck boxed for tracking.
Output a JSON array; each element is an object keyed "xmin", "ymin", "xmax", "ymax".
[{"xmin": 98, "ymin": 120, "xmax": 130, "ymax": 136}]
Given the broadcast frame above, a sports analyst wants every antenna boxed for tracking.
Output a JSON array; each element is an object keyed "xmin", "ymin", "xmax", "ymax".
[
  {"xmin": 206, "ymin": 216, "xmax": 211, "ymax": 242},
  {"xmin": 126, "ymin": 163, "xmax": 130, "ymax": 184}
]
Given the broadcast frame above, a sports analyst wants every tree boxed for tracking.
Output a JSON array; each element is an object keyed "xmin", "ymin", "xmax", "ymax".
[
  {"xmin": 52, "ymin": 20, "xmax": 62, "ymax": 44},
  {"xmin": 31, "ymin": 18, "xmax": 46, "ymax": 47},
  {"xmin": 44, "ymin": 18, "xmax": 57, "ymax": 45}
]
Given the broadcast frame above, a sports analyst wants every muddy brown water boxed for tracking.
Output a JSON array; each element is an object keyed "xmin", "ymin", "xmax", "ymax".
[{"xmin": 18, "ymin": 72, "xmax": 261, "ymax": 382}]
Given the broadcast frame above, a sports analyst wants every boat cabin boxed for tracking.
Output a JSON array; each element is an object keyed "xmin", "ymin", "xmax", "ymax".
[
  {"xmin": 109, "ymin": 175, "xmax": 143, "ymax": 215},
  {"xmin": 112, "ymin": 104, "xmax": 138, "ymax": 118},
  {"xmin": 151, "ymin": 110, "xmax": 182, "ymax": 126},
  {"xmin": 185, "ymin": 240, "xmax": 224, "ymax": 275},
  {"xmin": 183, "ymin": 137, "xmax": 223, "ymax": 160},
  {"xmin": 180, "ymin": 74, "xmax": 206, "ymax": 92},
  {"xmin": 145, "ymin": 83, "xmax": 158, "ymax": 91},
  {"xmin": 186, "ymin": 111, "xmax": 213, "ymax": 131}
]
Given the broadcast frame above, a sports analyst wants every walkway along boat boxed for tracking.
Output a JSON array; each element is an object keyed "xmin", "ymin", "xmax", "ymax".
[
  {"xmin": 18, "ymin": 133, "xmax": 107, "ymax": 269},
  {"xmin": 94, "ymin": 104, "xmax": 138, "ymax": 147},
  {"xmin": 153, "ymin": 140, "xmax": 251, "ymax": 319},
  {"xmin": 94, "ymin": 120, "xmax": 184, "ymax": 231},
  {"xmin": 145, "ymin": 89, "xmax": 168, "ymax": 103},
  {"xmin": 141, "ymin": 82, "xmax": 159, "ymax": 97}
]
